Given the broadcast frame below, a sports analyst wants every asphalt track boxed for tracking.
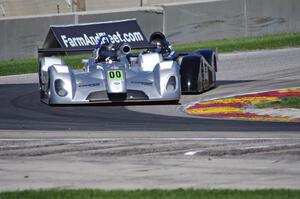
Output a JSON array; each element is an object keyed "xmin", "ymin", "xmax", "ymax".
[
  {"xmin": 0, "ymin": 48, "xmax": 300, "ymax": 132},
  {"xmin": 1, "ymin": 48, "xmax": 300, "ymax": 191}
]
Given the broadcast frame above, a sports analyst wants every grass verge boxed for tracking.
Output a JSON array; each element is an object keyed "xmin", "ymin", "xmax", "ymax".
[
  {"xmin": 1, "ymin": 32, "xmax": 300, "ymax": 76},
  {"xmin": 0, "ymin": 54, "xmax": 89, "ymax": 76},
  {"xmin": 174, "ymin": 32, "xmax": 300, "ymax": 52},
  {"xmin": 257, "ymin": 96, "xmax": 300, "ymax": 109},
  {"xmin": 1, "ymin": 189, "xmax": 300, "ymax": 199}
]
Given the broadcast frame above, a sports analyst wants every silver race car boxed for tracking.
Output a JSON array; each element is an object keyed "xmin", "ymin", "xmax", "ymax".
[
  {"xmin": 39, "ymin": 34, "xmax": 181, "ymax": 104},
  {"xmin": 38, "ymin": 32, "xmax": 217, "ymax": 105}
]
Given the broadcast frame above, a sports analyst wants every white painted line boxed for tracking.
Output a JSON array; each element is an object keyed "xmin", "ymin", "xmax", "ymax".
[{"xmin": 184, "ymin": 151, "xmax": 199, "ymax": 156}]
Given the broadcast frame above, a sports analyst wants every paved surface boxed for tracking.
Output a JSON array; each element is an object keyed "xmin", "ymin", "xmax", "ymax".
[
  {"xmin": 0, "ymin": 48, "xmax": 300, "ymax": 191},
  {"xmin": 1, "ymin": 137, "xmax": 300, "ymax": 190},
  {"xmin": 0, "ymin": 82, "xmax": 299, "ymax": 131}
]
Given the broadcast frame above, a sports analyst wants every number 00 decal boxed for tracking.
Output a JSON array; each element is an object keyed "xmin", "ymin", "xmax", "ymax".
[{"xmin": 107, "ymin": 70, "xmax": 124, "ymax": 80}]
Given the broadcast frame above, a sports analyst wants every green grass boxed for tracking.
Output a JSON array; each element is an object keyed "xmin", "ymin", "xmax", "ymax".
[
  {"xmin": 257, "ymin": 96, "xmax": 300, "ymax": 109},
  {"xmin": 174, "ymin": 32, "xmax": 300, "ymax": 52},
  {"xmin": 0, "ymin": 54, "xmax": 89, "ymax": 76},
  {"xmin": 1, "ymin": 32, "xmax": 300, "ymax": 76},
  {"xmin": 0, "ymin": 58, "xmax": 38, "ymax": 76},
  {"xmin": 1, "ymin": 189, "xmax": 300, "ymax": 199}
]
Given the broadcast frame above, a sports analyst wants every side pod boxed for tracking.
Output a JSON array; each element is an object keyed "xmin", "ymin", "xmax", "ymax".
[{"xmin": 180, "ymin": 55, "xmax": 203, "ymax": 93}]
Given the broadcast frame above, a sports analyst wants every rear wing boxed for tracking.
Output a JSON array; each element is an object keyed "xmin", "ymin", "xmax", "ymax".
[{"xmin": 40, "ymin": 19, "xmax": 150, "ymax": 56}]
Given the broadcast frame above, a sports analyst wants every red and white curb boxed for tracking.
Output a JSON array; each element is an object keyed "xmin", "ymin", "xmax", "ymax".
[{"xmin": 182, "ymin": 87, "xmax": 300, "ymax": 122}]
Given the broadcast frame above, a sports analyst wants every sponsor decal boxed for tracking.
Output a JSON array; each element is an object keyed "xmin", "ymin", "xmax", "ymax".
[
  {"xmin": 44, "ymin": 19, "xmax": 148, "ymax": 49},
  {"xmin": 131, "ymin": 81, "xmax": 153, "ymax": 86},
  {"xmin": 60, "ymin": 31, "xmax": 144, "ymax": 48},
  {"xmin": 79, "ymin": 83, "xmax": 100, "ymax": 88}
]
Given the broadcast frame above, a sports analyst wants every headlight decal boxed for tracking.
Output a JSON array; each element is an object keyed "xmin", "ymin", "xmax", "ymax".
[{"xmin": 55, "ymin": 79, "xmax": 68, "ymax": 97}]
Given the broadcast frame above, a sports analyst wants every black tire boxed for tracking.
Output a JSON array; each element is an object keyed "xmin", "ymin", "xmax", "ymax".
[
  {"xmin": 39, "ymin": 70, "xmax": 52, "ymax": 105},
  {"xmin": 38, "ymin": 60, "xmax": 44, "ymax": 99}
]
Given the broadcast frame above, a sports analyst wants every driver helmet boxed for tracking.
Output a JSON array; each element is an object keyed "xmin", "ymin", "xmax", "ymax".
[
  {"xmin": 97, "ymin": 43, "xmax": 118, "ymax": 62},
  {"xmin": 149, "ymin": 32, "xmax": 169, "ymax": 54}
]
